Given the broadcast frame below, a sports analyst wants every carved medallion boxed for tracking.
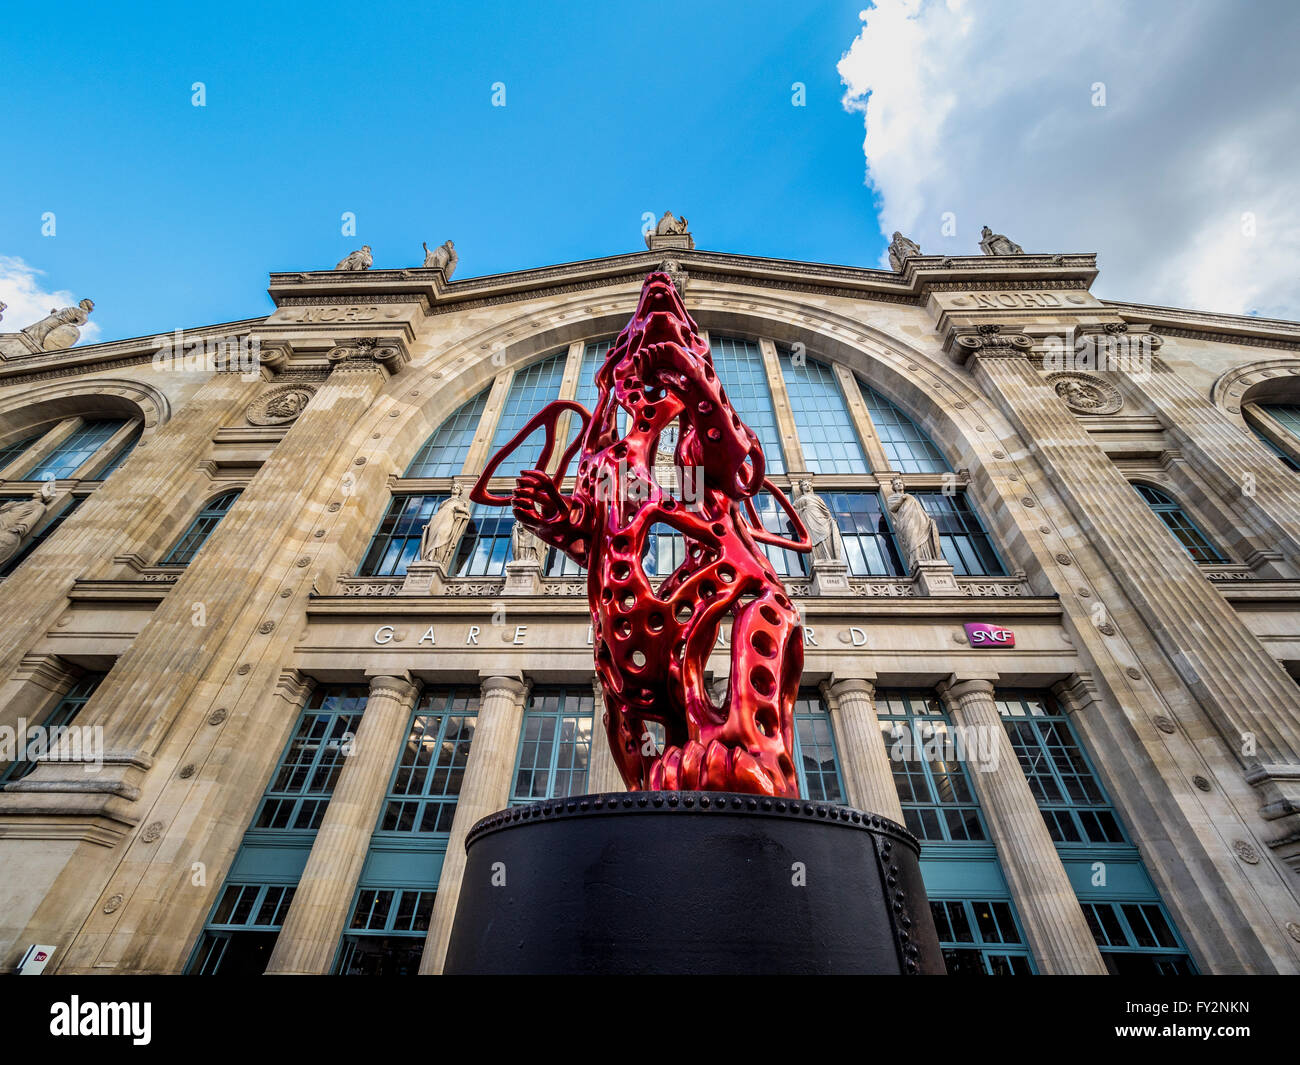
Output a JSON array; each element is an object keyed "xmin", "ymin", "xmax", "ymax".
[
  {"xmin": 141, "ymin": 821, "xmax": 164, "ymax": 843},
  {"xmin": 1192, "ymin": 775, "xmax": 1211, "ymax": 792},
  {"xmin": 1047, "ymin": 372, "xmax": 1123, "ymax": 415},
  {"xmin": 246, "ymin": 384, "xmax": 316, "ymax": 426},
  {"xmin": 1232, "ymin": 839, "xmax": 1260, "ymax": 865},
  {"xmin": 208, "ymin": 708, "xmax": 228, "ymax": 725},
  {"xmin": 1286, "ymin": 921, "xmax": 1300, "ymax": 943},
  {"xmin": 1154, "ymin": 715, "xmax": 1177, "ymax": 734},
  {"xmin": 103, "ymin": 894, "xmax": 123, "ymax": 914}
]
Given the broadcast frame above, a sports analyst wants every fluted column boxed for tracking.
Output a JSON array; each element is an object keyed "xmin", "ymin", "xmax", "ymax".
[
  {"xmin": 420, "ymin": 672, "xmax": 529, "ymax": 974},
  {"xmin": 587, "ymin": 676, "xmax": 625, "ymax": 793},
  {"xmin": 962, "ymin": 340, "xmax": 1300, "ymax": 841},
  {"xmin": 822, "ymin": 676, "xmax": 903, "ymax": 823},
  {"xmin": 265, "ymin": 672, "xmax": 419, "ymax": 974},
  {"xmin": 0, "ymin": 359, "xmax": 391, "ymax": 819},
  {"xmin": 940, "ymin": 675, "xmax": 1107, "ymax": 974},
  {"xmin": 1136, "ymin": 357, "xmax": 1300, "ymax": 561}
]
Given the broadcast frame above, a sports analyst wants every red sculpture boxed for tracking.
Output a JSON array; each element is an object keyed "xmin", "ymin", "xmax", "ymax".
[{"xmin": 472, "ymin": 272, "xmax": 811, "ymax": 796}]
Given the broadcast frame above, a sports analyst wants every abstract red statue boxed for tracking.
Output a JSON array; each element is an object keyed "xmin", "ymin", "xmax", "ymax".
[{"xmin": 472, "ymin": 272, "xmax": 811, "ymax": 796}]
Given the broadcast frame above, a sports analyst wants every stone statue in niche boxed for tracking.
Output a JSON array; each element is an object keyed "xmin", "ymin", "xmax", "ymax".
[
  {"xmin": 511, "ymin": 517, "xmax": 542, "ymax": 564},
  {"xmin": 21, "ymin": 299, "xmax": 95, "ymax": 350},
  {"xmin": 887, "ymin": 232, "xmax": 921, "ymax": 272},
  {"xmin": 0, "ymin": 481, "xmax": 55, "ymax": 566},
  {"xmin": 422, "ymin": 240, "xmax": 458, "ymax": 278},
  {"xmin": 419, "ymin": 481, "xmax": 471, "ymax": 569},
  {"xmin": 334, "ymin": 246, "xmax": 373, "ymax": 271},
  {"xmin": 792, "ymin": 480, "xmax": 844, "ymax": 564},
  {"xmin": 885, "ymin": 476, "xmax": 942, "ymax": 570},
  {"xmin": 979, "ymin": 226, "xmax": 1024, "ymax": 256}
]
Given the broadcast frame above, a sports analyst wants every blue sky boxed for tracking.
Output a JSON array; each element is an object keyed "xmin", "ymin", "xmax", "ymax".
[
  {"xmin": 3, "ymin": 1, "xmax": 1298, "ymax": 345},
  {"xmin": 0, "ymin": 1, "xmax": 877, "ymax": 343}
]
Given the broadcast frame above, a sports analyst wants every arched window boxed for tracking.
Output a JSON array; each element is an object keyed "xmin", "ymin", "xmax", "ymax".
[
  {"xmin": 0, "ymin": 432, "xmax": 41, "ymax": 475},
  {"xmin": 405, "ymin": 389, "xmax": 490, "ymax": 478},
  {"xmin": 778, "ymin": 353, "xmax": 867, "ymax": 474},
  {"xmin": 91, "ymin": 424, "xmax": 141, "ymax": 481},
  {"xmin": 709, "ymin": 337, "xmax": 784, "ymax": 473},
  {"xmin": 488, "ymin": 351, "xmax": 568, "ymax": 463},
  {"xmin": 1251, "ymin": 405, "xmax": 1300, "ymax": 470},
  {"xmin": 858, "ymin": 384, "xmax": 948, "ymax": 473},
  {"xmin": 24, "ymin": 419, "xmax": 129, "ymax": 480},
  {"xmin": 161, "ymin": 489, "xmax": 241, "ymax": 566},
  {"xmin": 571, "ymin": 338, "xmax": 618, "ymax": 446},
  {"xmin": 1134, "ymin": 484, "xmax": 1225, "ymax": 564}
]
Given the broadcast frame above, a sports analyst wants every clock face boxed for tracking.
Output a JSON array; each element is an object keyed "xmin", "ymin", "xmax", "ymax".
[{"xmin": 657, "ymin": 421, "xmax": 679, "ymax": 455}]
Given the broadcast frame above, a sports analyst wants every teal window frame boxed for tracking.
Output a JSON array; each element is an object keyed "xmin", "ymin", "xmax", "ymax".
[
  {"xmin": 187, "ymin": 883, "xmax": 296, "ymax": 975},
  {"xmin": 376, "ymin": 686, "xmax": 479, "ymax": 835},
  {"xmin": 929, "ymin": 897, "xmax": 1035, "ymax": 975},
  {"xmin": 792, "ymin": 690, "xmax": 845, "ymax": 803},
  {"xmin": 161, "ymin": 489, "xmax": 241, "ymax": 566},
  {"xmin": 405, "ymin": 389, "xmax": 490, "ymax": 478},
  {"xmin": 510, "ymin": 686, "xmax": 594, "ymax": 804},
  {"xmin": 252, "ymin": 686, "xmax": 368, "ymax": 831},
  {"xmin": 1134, "ymin": 483, "xmax": 1226, "ymax": 564},
  {"xmin": 1082, "ymin": 901, "xmax": 1196, "ymax": 974},
  {"xmin": 874, "ymin": 690, "xmax": 987, "ymax": 843},
  {"xmin": 995, "ymin": 692, "xmax": 1126, "ymax": 845}
]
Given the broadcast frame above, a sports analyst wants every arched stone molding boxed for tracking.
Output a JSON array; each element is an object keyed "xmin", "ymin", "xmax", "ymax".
[
  {"xmin": 0, "ymin": 376, "xmax": 171, "ymax": 443},
  {"xmin": 1211, "ymin": 359, "xmax": 1300, "ymax": 423}
]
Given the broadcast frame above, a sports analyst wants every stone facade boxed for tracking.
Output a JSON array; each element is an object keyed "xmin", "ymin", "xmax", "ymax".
[{"xmin": 2, "ymin": 235, "xmax": 1300, "ymax": 974}]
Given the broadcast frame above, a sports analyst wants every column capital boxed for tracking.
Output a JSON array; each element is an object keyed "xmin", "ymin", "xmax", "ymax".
[
  {"xmin": 938, "ymin": 673, "xmax": 998, "ymax": 704},
  {"xmin": 366, "ymin": 672, "xmax": 418, "ymax": 701},
  {"xmin": 479, "ymin": 673, "xmax": 529, "ymax": 700},
  {"xmin": 823, "ymin": 675, "xmax": 877, "ymax": 702}
]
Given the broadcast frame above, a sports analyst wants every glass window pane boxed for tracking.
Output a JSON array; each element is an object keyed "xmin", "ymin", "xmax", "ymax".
[{"xmin": 778, "ymin": 354, "xmax": 866, "ymax": 474}]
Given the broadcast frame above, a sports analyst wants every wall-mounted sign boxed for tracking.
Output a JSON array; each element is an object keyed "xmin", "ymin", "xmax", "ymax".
[
  {"xmin": 17, "ymin": 944, "xmax": 55, "ymax": 975},
  {"xmin": 964, "ymin": 622, "xmax": 1015, "ymax": 648}
]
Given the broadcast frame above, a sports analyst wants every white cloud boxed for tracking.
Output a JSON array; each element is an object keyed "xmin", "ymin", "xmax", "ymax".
[
  {"xmin": 838, "ymin": 0, "xmax": 1300, "ymax": 320},
  {"xmin": 0, "ymin": 256, "xmax": 101, "ymax": 346}
]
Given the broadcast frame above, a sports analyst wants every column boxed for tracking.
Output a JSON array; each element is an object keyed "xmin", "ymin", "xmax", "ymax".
[
  {"xmin": 586, "ymin": 676, "xmax": 625, "ymax": 794},
  {"xmin": 1136, "ymin": 353, "xmax": 1300, "ymax": 560},
  {"xmin": 265, "ymin": 672, "xmax": 419, "ymax": 975},
  {"xmin": 822, "ymin": 677, "xmax": 903, "ymax": 823},
  {"xmin": 419, "ymin": 672, "xmax": 529, "ymax": 974},
  {"xmin": 960, "ymin": 333, "xmax": 1300, "ymax": 843},
  {"xmin": 0, "ymin": 354, "xmax": 392, "ymax": 823},
  {"xmin": 940, "ymin": 675, "xmax": 1107, "ymax": 975}
]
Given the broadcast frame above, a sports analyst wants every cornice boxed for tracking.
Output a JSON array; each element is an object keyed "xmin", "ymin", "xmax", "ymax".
[
  {"xmin": 1102, "ymin": 299, "xmax": 1300, "ymax": 352},
  {"xmin": 267, "ymin": 248, "xmax": 1102, "ymax": 318},
  {"xmin": 0, "ymin": 317, "xmax": 268, "ymax": 389}
]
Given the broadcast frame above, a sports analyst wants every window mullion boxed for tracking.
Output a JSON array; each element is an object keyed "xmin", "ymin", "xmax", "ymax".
[
  {"xmin": 460, "ymin": 369, "xmax": 515, "ymax": 478},
  {"xmin": 834, "ymin": 364, "xmax": 892, "ymax": 474}
]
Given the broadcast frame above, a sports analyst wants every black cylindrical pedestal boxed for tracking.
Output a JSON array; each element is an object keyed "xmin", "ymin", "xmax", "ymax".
[{"xmin": 443, "ymin": 792, "xmax": 944, "ymax": 974}]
